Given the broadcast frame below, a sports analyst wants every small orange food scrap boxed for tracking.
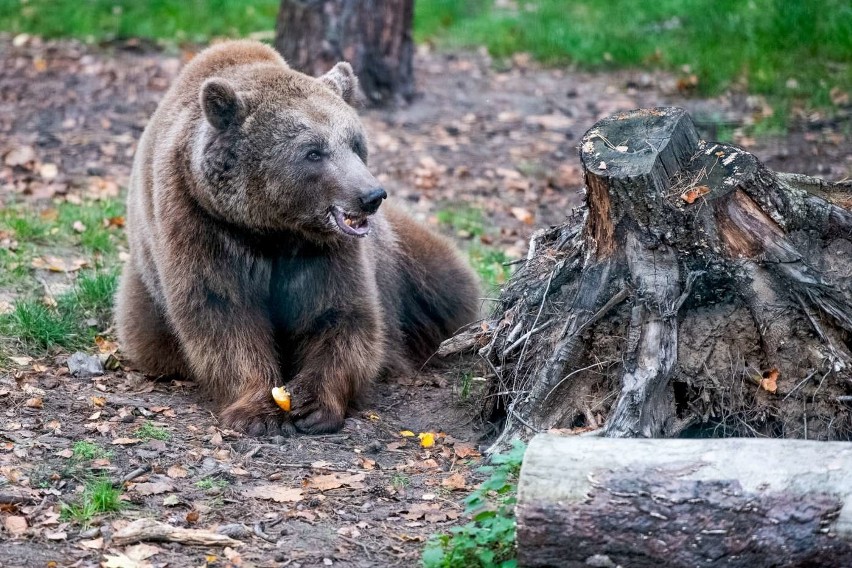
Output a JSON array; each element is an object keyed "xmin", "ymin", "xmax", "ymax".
[
  {"xmin": 681, "ymin": 185, "xmax": 711, "ymax": 204},
  {"xmin": 271, "ymin": 386, "xmax": 291, "ymax": 412},
  {"xmin": 418, "ymin": 432, "xmax": 436, "ymax": 448},
  {"xmin": 759, "ymin": 368, "xmax": 779, "ymax": 394}
]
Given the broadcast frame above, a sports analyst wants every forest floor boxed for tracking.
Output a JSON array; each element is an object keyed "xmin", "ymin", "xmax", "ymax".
[{"xmin": 0, "ymin": 36, "xmax": 849, "ymax": 568}]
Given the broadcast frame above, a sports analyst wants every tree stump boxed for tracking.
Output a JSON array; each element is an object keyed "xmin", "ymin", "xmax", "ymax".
[
  {"xmin": 274, "ymin": 0, "xmax": 415, "ymax": 106},
  {"xmin": 441, "ymin": 107, "xmax": 852, "ymax": 449},
  {"xmin": 516, "ymin": 434, "xmax": 852, "ymax": 568}
]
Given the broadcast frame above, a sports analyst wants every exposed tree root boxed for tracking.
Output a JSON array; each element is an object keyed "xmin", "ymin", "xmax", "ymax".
[{"xmin": 442, "ymin": 107, "xmax": 852, "ymax": 448}]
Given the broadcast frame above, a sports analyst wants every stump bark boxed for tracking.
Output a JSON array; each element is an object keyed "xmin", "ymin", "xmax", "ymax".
[
  {"xmin": 441, "ymin": 107, "xmax": 852, "ymax": 449},
  {"xmin": 516, "ymin": 434, "xmax": 852, "ymax": 568},
  {"xmin": 274, "ymin": 0, "xmax": 415, "ymax": 106}
]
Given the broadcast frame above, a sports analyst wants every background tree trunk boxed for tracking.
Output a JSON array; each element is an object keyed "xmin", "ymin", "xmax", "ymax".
[
  {"xmin": 516, "ymin": 434, "xmax": 852, "ymax": 568},
  {"xmin": 441, "ymin": 107, "xmax": 852, "ymax": 450},
  {"xmin": 275, "ymin": 0, "xmax": 415, "ymax": 106}
]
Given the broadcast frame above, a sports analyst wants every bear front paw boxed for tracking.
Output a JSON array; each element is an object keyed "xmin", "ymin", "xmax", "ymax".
[
  {"xmin": 287, "ymin": 377, "xmax": 347, "ymax": 434},
  {"xmin": 219, "ymin": 399, "xmax": 296, "ymax": 437}
]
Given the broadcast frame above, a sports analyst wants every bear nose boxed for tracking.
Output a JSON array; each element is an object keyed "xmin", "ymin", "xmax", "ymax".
[{"xmin": 359, "ymin": 188, "xmax": 387, "ymax": 214}]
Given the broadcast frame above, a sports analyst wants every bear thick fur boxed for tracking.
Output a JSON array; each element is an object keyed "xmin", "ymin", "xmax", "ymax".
[{"xmin": 115, "ymin": 40, "xmax": 480, "ymax": 435}]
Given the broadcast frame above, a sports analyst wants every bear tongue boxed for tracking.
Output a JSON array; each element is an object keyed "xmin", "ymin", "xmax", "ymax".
[{"xmin": 333, "ymin": 208, "xmax": 370, "ymax": 237}]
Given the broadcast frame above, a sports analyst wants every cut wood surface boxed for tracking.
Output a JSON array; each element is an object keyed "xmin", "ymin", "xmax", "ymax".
[
  {"xmin": 516, "ymin": 434, "xmax": 852, "ymax": 568},
  {"xmin": 442, "ymin": 107, "xmax": 852, "ymax": 449}
]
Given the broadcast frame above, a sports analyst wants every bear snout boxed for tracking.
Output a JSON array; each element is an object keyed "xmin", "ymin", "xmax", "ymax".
[{"xmin": 358, "ymin": 188, "xmax": 387, "ymax": 215}]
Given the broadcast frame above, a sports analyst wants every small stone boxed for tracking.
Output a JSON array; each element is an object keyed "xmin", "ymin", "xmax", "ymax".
[
  {"xmin": 67, "ymin": 352, "xmax": 104, "ymax": 378},
  {"xmin": 585, "ymin": 554, "xmax": 616, "ymax": 567}
]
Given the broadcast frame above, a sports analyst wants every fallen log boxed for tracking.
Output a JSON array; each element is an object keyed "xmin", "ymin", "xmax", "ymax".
[
  {"xmin": 516, "ymin": 434, "xmax": 852, "ymax": 567},
  {"xmin": 441, "ymin": 107, "xmax": 852, "ymax": 449}
]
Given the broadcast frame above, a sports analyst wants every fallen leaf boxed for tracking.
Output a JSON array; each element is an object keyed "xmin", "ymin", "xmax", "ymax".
[
  {"xmin": 167, "ymin": 465, "xmax": 188, "ymax": 479},
  {"xmin": 9, "ymin": 356, "xmax": 32, "ymax": 366},
  {"xmin": 453, "ymin": 444, "xmax": 480, "ymax": 459},
  {"xmin": 79, "ymin": 537, "xmax": 104, "ymax": 549},
  {"xmin": 306, "ymin": 473, "xmax": 366, "ymax": 491},
  {"xmin": 3, "ymin": 515, "xmax": 27, "ymax": 536},
  {"xmin": 45, "ymin": 530, "xmax": 67, "ymax": 540},
  {"xmin": 24, "ymin": 397, "xmax": 43, "ymax": 409},
  {"xmin": 418, "ymin": 432, "xmax": 436, "ymax": 448},
  {"xmin": 681, "ymin": 185, "xmax": 711, "ymax": 204},
  {"xmin": 3, "ymin": 145, "xmax": 36, "ymax": 168},
  {"xmin": 399, "ymin": 430, "xmax": 415, "ymax": 438},
  {"xmin": 185, "ymin": 510, "xmax": 200, "ymax": 524},
  {"xmin": 112, "ymin": 438, "xmax": 143, "ymax": 445},
  {"xmin": 162, "ymin": 495, "xmax": 180, "ymax": 507},
  {"xmin": 132, "ymin": 481, "xmax": 174, "ymax": 496},
  {"xmin": 511, "ymin": 207, "xmax": 534, "ymax": 225},
  {"xmin": 441, "ymin": 473, "xmax": 467, "ymax": 491},
  {"xmin": 39, "ymin": 163, "xmax": 58, "ymax": 180},
  {"xmin": 242, "ymin": 485, "xmax": 304, "ymax": 503},
  {"xmin": 91, "ymin": 396, "xmax": 106, "ymax": 407},
  {"xmin": 337, "ymin": 525, "xmax": 361, "ymax": 538}
]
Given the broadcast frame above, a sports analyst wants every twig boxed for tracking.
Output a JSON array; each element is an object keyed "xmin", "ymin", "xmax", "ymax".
[
  {"xmin": 120, "ymin": 465, "xmax": 151, "ymax": 485},
  {"xmin": 253, "ymin": 521, "xmax": 276, "ymax": 543},
  {"xmin": 338, "ymin": 534, "xmax": 375, "ymax": 559},
  {"xmin": 782, "ymin": 370, "xmax": 818, "ymax": 401},
  {"xmin": 502, "ymin": 320, "xmax": 555, "ymax": 358}
]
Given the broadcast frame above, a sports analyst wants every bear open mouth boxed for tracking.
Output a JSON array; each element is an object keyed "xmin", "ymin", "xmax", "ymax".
[{"xmin": 331, "ymin": 206, "xmax": 371, "ymax": 237}]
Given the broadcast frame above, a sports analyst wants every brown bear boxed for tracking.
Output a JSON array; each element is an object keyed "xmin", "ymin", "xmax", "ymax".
[{"xmin": 115, "ymin": 40, "xmax": 480, "ymax": 436}]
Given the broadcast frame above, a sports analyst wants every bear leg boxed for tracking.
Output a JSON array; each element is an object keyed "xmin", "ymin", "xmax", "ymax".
[
  {"xmin": 115, "ymin": 263, "xmax": 189, "ymax": 378},
  {"xmin": 288, "ymin": 321, "xmax": 384, "ymax": 434}
]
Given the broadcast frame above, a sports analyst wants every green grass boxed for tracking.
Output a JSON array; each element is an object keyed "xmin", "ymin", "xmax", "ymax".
[
  {"xmin": 0, "ymin": 200, "xmax": 124, "ymax": 358},
  {"xmin": 135, "ymin": 421, "xmax": 171, "ymax": 441},
  {"xmin": 0, "ymin": 0, "xmax": 280, "ymax": 43},
  {"xmin": 436, "ymin": 206, "xmax": 512, "ymax": 292},
  {"xmin": 195, "ymin": 477, "xmax": 229, "ymax": 491},
  {"xmin": 60, "ymin": 477, "xmax": 123, "ymax": 526},
  {"xmin": 72, "ymin": 440, "xmax": 113, "ymax": 461},
  {"xmin": 423, "ymin": 440, "xmax": 526, "ymax": 568},
  {"xmin": 418, "ymin": 0, "xmax": 851, "ymax": 127},
  {"xmin": 391, "ymin": 473, "xmax": 411, "ymax": 489},
  {"xmin": 0, "ymin": 1, "xmax": 846, "ymax": 124}
]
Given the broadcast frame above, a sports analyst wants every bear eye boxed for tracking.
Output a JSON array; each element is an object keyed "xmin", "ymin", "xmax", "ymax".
[{"xmin": 306, "ymin": 150, "xmax": 323, "ymax": 162}]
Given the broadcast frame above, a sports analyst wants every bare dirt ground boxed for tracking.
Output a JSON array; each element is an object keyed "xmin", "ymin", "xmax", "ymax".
[{"xmin": 0, "ymin": 35, "xmax": 849, "ymax": 568}]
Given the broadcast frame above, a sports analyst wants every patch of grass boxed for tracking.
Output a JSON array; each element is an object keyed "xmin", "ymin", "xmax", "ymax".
[
  {"xmin": 60, "ymin": 477, "xmax": 123, "ymax": 526},
  {"xmin": 135, "ymin": 421, "xmax": 171, "ymax": 441},
  {"xmin": 195, "ymin": 477, "xmax": 229, "ymax": 491},
  {"xmin": 1, "ymin": 300, "xmax": 77, "ymax": 351},
  {"xmin": 436, "ymin": 207, "xmax": 485, "ymax": 238},
  {"xmin": 436, "ymin": 206, "xmax": 513, "ymax": 292},
  {"xmin": 391, "ymin": 473, "xmax": 411, "ymax": 489},
  {"xmin": 72, "ymin": 440, "xmax": 112, "ymax": 461},
  {"xmin": 468, "ymin": 245, "xmax": 511, "ymax": 293},
  {"xmin": 0, "ymin": 200, "xmax": 125, "ymax": 358},
  {"xmin": 418, "ymin": 0, "xmax": 851, "ymax": 126},
  {"xmin": 0, "ymin": 0, "xmax": 280, "ymax": 43},
  {"xmin": 423, "ymin": 440, "xmax": 526, "ymax": 568},
  {"xmin": 59, "ymin": 269, "xmax": 119, "ymax": 322}
]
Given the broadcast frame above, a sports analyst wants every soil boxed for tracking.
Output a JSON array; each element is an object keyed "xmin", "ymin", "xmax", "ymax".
[{"xmin": 0, "ymin": 35, "xmax": 849, "ymax": 567}]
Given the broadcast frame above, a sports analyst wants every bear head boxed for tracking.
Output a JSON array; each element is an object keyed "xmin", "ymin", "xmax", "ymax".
[{"xmin": 191, "ymin": 61, "xmax": 386, "ymax": 243}]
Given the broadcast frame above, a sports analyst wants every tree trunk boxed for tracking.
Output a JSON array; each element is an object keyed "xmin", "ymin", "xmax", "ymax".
[
  {"xmin": 441, "ymin": 107, "xmax": 852, "ymax": 450},
  {"xmin": 274, "ymin": 0, "xmax": 415, "ymax": 106},
  {"xmin": 516, "ymin": 434, "xmax": 852, "ymax": 568}
]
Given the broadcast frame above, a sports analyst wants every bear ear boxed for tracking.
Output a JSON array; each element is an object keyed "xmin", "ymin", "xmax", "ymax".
[
  {"xmin": 200, "ymin": 78, "xmax": 245, "ymax": 130},
  {"xmin": 319, "ymin": 62, "xmax": 360, "ymax": 106}
]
